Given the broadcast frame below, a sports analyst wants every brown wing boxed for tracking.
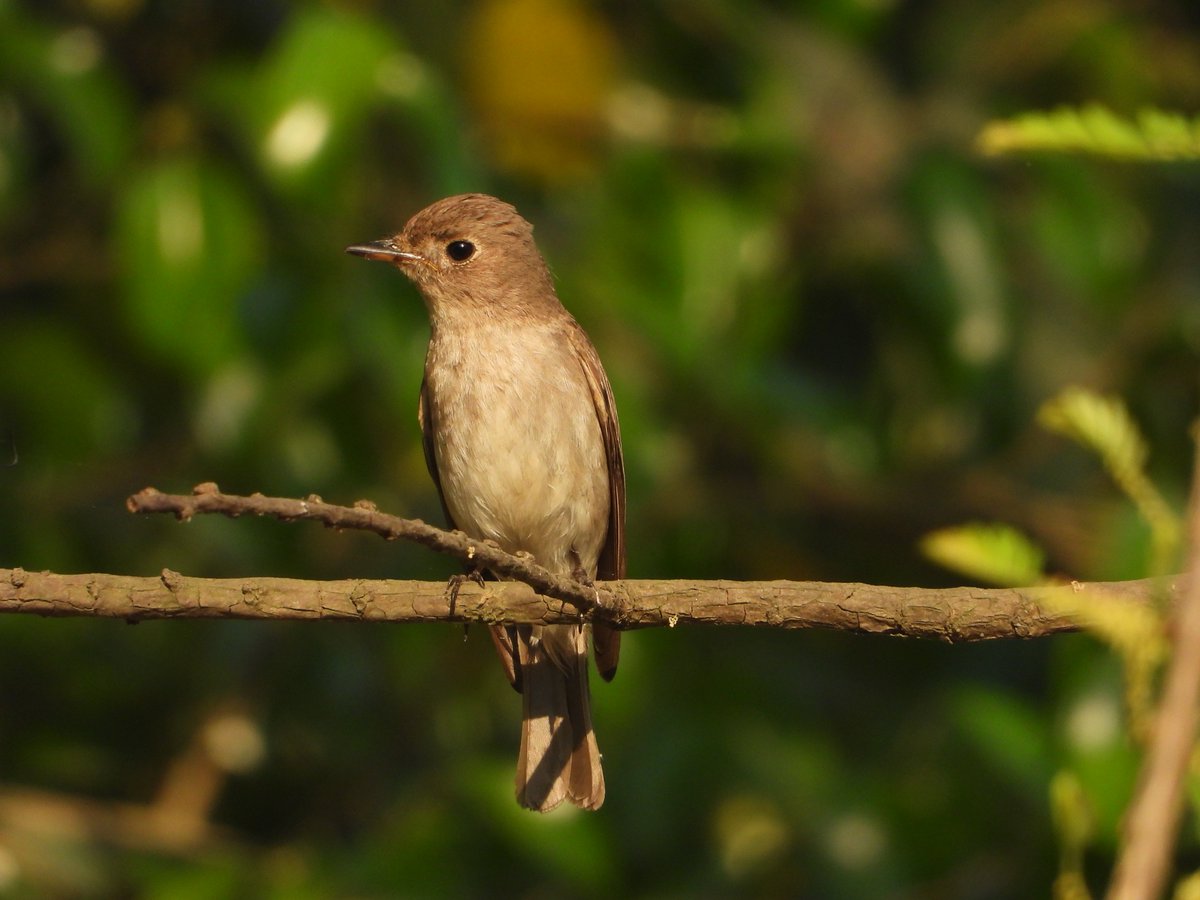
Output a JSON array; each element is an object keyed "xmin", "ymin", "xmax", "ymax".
[
  {"xmin": 417, "ymin": 375, "xmax": 453, "ymax": 527},
  {"xmin": 421, "ymin": 376, "xmax": 522, "ymax": 690},
  {"xmin": 566, "ymin": 320, "xmax": 626, "ymax": 682}
]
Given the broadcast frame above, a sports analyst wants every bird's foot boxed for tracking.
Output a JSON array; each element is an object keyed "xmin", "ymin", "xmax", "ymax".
[
  {"xmin": 567, "ymin": 548, "xmax": 601, "ymax": 617},
  {"xmin": 446, "ymin": 568, "xmax": 487, "ymax": 632},
  {"xmin": 567, "ymin": 548, "xmax": 592, "ymax": 587}
]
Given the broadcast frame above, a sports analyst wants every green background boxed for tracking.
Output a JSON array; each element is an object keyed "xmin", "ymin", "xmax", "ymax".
[{"xmin": 2, "ymin": 0, "xmax": 1199, "ymax": 895}]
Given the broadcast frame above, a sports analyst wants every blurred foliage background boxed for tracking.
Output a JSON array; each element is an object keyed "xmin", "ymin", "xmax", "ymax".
[{"xmin": 2, "ymin": 0, "xmax": 1200, "ymax": 896}]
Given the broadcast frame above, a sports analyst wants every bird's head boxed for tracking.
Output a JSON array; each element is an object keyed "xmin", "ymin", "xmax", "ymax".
[{"xmin": 346, "ymin": 193, "xmax": 558, "ymax": 318}]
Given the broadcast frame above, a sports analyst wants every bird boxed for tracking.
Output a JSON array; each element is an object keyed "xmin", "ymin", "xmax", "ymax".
[{"xmin": 346, "ymin": 194, "xmax": 625, "ymax": 812}]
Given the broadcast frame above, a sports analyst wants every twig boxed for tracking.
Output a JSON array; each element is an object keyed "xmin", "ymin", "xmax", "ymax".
[
  {"xmin": 1105, "ymin": 436, "xmax": 1200, "ymax": 900},
  {"xmin": 126, "ymin": 484, "xmax": 608, "ymax": 616},
  {"xmin": 0, "ymin": 566, "xmax": 1177, "ymax": 639}
]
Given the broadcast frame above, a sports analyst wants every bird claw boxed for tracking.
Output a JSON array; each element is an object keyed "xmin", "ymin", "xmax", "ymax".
[
  {"xmin": 567, "ymin": 548, "xmax": 595, "ymax": 619},
  {"xmin": 446, "ymin": 568, "xmax": 487, "ymax": 622}
]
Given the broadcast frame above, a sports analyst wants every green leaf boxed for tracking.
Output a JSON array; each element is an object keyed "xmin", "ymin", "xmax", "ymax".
[
  {"xmin": 1050, "ymin": 769, "xmax": 1099, "ymax": 897},
  {"xmin": 1, "ymin": 324, "xmax": 132, "ymax": 462},
  {"xmin": 214, "ymin": 8, "xmax": 400, "ymax": 196},
  {"xmin": 979, "ymin": 105, "xmax": 1200, "ymax": 161},
  {"xmin": 952, "ymin": 686, "xmax": 1052, "ymax": 787},
  {"xmin": 919, "ymin": 522, "xmax": 1045, "ymax": 586},
  {"xmin": 1038, "ymin": 387, "xmax": 1146, "ymax": 474},
  {"xmin": 115, "ymin": 157, "xmax": 262, "ymax": 374},
  {"xmin": 1049, "ymin": 769, "xmax": 1093, "ymax": 851},
  {"xmin": 1038, "ymin": 386, "xmax": 1180, "ymax": 573},
  {"xmin": 460, "ymin": 759, "xmax": 617, "ymax": 892},
  {"xmin": 0, "ymin": 6, "xmax": 134, "ymax": 183}
]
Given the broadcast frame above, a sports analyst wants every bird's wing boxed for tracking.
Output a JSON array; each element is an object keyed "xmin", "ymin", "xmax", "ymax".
[
  {"xmin": 417, "ymin": 375, "xmax": 453, "ymax": 527},
  {"xmin": 421, "ymin": 376, "xmax": 522, "ymax": 690},
  {"xmin": 567, "ymin": 320, "xmax": 626, "ymax": 682}
]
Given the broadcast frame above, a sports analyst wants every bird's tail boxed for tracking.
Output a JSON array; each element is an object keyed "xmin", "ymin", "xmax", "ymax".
[{"xmin": 514, "ymin": 623, "xmax": 605, "ymax": 812}]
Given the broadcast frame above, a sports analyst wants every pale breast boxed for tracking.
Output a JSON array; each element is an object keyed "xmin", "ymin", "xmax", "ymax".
[{"xmin": 424, "ymin": 322, "xmax": 609, "ymax": 577}]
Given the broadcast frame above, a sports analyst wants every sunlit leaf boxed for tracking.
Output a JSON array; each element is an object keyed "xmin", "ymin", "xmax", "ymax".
[
  {"xmin": 1175, "ymin": 871, "xmax": 1200, "ymax": 900},
  {"xmin": 1050, "ymin": 769, "xmax": 1093, "ymax": 856},
  {"xmin": 712, "ymin": 794, "xmax": 790, "ymax": 878},
  {"xmin": 979, "ymin": 105, "xmax": 1200, "ymax": 161},
  {"xmin": 1039, "ymin": 387, "xmax": 1146, "ymax": 473},
  {"xmin": 460, "ymin": 759, "xmax": 617, "ymax": 891},
  {"xmin": 1039, "ymin": 386, "xmax": 1180, "ymax": 574},
  {"xmin": 1037, "ymin": 582, "xmax": 1169, "ymax": 742},
  {"xmin": 1050, "ymin": 768, "xmax": 1094, "ymax": 900},
  {"xmin": 919, "ymin": 522, "xmax": 1045, "ymax": 586},
  {"xmin": 257, "ymin": 10, "xmax": 395, "ymax": 173},
  {"xmin": 204, "ymin": 8, "xmax": 400, "ymax": 198}
]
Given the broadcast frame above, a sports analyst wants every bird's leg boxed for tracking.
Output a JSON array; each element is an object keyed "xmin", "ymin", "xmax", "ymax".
[
  {"xmin": 568, "ymin": 548, "xmax": 590, "ymax": 586},
  {"xmin": 446, "ymin": 567, "xmax": 487, "ymax": 634},
  {"xmin": 567, "ymin": 549, "xmax": 599, "ymax": 618}
]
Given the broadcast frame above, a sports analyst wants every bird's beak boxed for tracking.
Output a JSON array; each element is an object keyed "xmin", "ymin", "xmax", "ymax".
[{"xmin": 345, "ymin": 240, "xmax": 423, "ymax": 265}]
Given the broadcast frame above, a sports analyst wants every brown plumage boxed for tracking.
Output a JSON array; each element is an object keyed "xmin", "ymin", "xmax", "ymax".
[{"xmin": 347, "ymin": 194, "xmax": 625, "ymax": 811}]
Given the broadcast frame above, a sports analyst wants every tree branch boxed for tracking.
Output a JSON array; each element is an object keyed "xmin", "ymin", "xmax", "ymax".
[
  {"xmin": 0, "ymin": 566, "xmax": 1177, "ymax": 640},
  {"xmin": 1105, "ymin": 435, "xmax": 1200, "ymax": 900},
  {"xmin": 126, "ymin": 483, "xmax": 609, "ymax": 616}
]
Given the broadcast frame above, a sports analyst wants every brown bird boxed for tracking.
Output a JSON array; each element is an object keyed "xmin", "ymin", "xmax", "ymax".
[{"xmin": 346, "ymin": 194, "xmax": 624, "ymax": 812}]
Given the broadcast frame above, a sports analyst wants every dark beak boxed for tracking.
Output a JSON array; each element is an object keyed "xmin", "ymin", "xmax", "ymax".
[{"xmin": 345, "ymin": 240, "xmax": 422, "ymax": 264}]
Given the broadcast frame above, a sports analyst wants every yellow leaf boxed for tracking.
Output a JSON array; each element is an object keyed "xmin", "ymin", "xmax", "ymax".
[{"xmin": 465, "ymin": 0, "xmax": 616, "ymax": 182}]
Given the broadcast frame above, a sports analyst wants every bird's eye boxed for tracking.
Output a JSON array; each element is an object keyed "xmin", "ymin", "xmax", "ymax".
[{"xmin": 446, "ymin": 240, "xmax": 475, "ymax": 262}]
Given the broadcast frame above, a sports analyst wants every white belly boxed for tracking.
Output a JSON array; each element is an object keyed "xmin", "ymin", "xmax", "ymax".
[{"xmin": 424, "ymin": 324, "xmax": 609, "ymax": 577}]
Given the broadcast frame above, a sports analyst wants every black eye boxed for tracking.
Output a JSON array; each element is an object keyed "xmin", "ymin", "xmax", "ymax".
[{"xmin": 446, "ymin": 240, "xmax": 475, "ymax": 262}]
